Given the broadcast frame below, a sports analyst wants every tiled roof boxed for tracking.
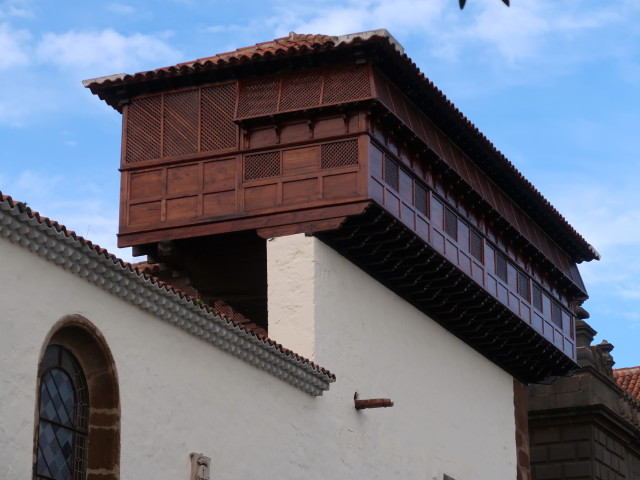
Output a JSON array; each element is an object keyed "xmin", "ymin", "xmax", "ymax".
[
  {"xmin": 83, "ymin": 29, "xmax": 598, "ymax": 265},
  {"xmin": 0, "ymin": 192, "xmax": 334, "ymax": 395},
  {"xmin": 185, "ymin": 32, "xmax": 337, "ymax": 66},
  {"xmin": 82, "ymin": 31, "xmax": 380, "ymax": 91},
  {"xmin": 614, "ymin": 367, "xmax": 640, "ymax": 401}
]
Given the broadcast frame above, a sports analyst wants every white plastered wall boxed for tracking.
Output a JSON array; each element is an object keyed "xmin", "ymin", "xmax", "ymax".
[
  {"xmin": 1, "ymin": 232, "xmax": 516, "ymax": 480},
  {"xmin": 269, "ymin": 234, "xmax": 517, "ymax": 479}
]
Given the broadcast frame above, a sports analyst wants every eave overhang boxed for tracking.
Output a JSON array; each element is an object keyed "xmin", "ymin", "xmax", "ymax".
[{"xmin": 316, "ymin": 203, "xmax": 579, "ymax": 384}]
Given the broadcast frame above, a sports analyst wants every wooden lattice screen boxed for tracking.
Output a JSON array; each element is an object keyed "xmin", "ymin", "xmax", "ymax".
[{"xmin": 124, "ymin": 82, "xmax": 238, "ymax": 164}]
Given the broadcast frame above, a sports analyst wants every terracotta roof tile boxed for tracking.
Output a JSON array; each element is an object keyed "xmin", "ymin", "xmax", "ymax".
[
  {"xmin": 82, "ymin": 31, "xmax": 369, "ymax": 90},
  {"xmin": 0, "ymin": 191, "xmax": 334, "ymax": 383},
  {"xmin": 613, "ymin": 367, "xmax": 640, "ymax": 401},
  {"xmin": 184, "ymin": 32, "xmax": 335, "ymax": 66}
]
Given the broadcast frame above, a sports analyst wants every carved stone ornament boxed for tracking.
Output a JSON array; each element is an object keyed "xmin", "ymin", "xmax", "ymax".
[{"xmin": 190, "ymin": 452, "xmax": 211, "ymax": 480}]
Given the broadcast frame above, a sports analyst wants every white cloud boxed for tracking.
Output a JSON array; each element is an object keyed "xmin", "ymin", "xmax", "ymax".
[
  {"xmin": 269, "ymin": 0, "xmax": 447, "ymax": 38},
  {"xmin": 539, "ymin": 177, "xmax": 640, "ymax": 307},
  {"xmin": 0, "ymin": 0, "xmax": 33, "ymax": 18},
  {"xmin": 107, "ymin": 3, "xmax": 136, "ymax": 15},
  {"xmin": 0, "ymin": 22, "xmax": 30, "ymax": 70},
  {"xmin": 36, "ymin": 28, "xmax": 181, "ymax": 77},
  {"xmin": 258, "ymin": 0, "xmax": 639, "ymax": 76},
  {"xmin": 0, "ymin": 168, "xmax": 130, "ymax": 259},
  {"xmin": 11, "ymin": 169, "xmax": 64, "ymax": 200},
  {"xmin": 0, "ymin": 26, "xmax": 182, "ymax": 125}
]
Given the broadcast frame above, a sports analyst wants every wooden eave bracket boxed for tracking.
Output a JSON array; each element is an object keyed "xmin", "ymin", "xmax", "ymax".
[{"xmin": 354, "ymin": 392, "xmax": 394, "ymax": 410}]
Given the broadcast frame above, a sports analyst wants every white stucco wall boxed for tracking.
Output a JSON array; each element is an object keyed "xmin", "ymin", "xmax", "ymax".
[
  {"xmin": 269, "ymin": 234, "xmax": 518, "ymax": 479},
  {"xmin": 1, "ymin": 232, "xmax": 516, "ymax": 480}
]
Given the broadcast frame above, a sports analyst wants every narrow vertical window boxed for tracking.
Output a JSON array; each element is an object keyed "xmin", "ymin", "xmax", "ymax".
[
  {"xmin": 444, "ymin": 207, "xmax": 458, "ymax": 240},
  {"xmin": 470, "ymin": 229, "xmax": 484, "ymax": 262},
  {"xmin": 383, "ymin": 155, "xmax": 399, "ymax": 191},
  {"xmin": 551, "ymin": 302, "xmax": 563, "ymax": 328},
  {"xmin": 532, "ymin": 284, "xmax": 543, "ymax": 311},
  {"xmin": 414, "ymin": 183, "xmax": 428, "ymax": 216},
  {"xmin": 496, "ymin": 253, "xmax": 508, "ymax": 282},
  {"xmin": 517, "ymin": 271, "xmax": 530, "ymax": 301},
  {"xmin": 35, "ymin": 345, "xmax": 88, "ymax": 480}
]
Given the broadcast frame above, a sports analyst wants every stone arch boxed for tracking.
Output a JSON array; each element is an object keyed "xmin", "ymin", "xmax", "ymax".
[{"xmin": 34, "ymin": 315, "xmax": 120, "ymax": 479}]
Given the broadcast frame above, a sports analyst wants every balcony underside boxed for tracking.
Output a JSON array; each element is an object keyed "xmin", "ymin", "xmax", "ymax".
[{"xmin": 315, "ymin": 204, "xmax": 578, "ymax": 384}]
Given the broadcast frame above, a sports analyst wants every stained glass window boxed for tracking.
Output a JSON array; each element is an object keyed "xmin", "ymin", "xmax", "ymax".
[{"xmin": 35, "ymin": 345, "xmax": 88, "ymax": 480}]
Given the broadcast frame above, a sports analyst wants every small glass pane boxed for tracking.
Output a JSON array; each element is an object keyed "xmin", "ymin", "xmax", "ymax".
[
  {"xmin": 37, "ymin": 421, "xmax": 74, "ymax": 479},
  {"xmin": 40, "ymin": 369, "xmax": 75, "ymax": 427}
]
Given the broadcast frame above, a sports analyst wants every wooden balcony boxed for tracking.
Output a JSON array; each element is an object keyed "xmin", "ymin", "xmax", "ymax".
[{"xmin": 111, "ymin": 60, "xmax": 587, "ymax": 382}]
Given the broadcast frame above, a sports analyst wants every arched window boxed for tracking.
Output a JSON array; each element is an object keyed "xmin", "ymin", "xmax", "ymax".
[
  {"xmin": 34, "ymin": 316, "xmax": 120, "ymax": 480},
  {"xmin": 35, "ymin": 345, "xmax": 88, "ymax": 480}
]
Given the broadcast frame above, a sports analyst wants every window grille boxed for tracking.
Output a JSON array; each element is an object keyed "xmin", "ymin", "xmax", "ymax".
[
  {"xmin": 470, "ymin": 230, "xmax": 483, "ymax": 262},
  {"xmin": 444, "ymin": 207, "xmax": 458, "ymax": 240},
  {"xmin": 244, "ymin": 152, "xmax": 281, "ymax": 180},
  {"xmin": 321, "ymin": 140, "xmax": 358, "ymax": 169},
  {"xmin": 532, "ymin": 285, "xmax": 543, "ymax": 311},
  {"xmin": 237, "ymin": 76, "xmax": 279, "ymax": 118},
  {"xmin": 383, "ymin": 156, "xmax": 399, "ymax": 191},
  {"xmin": 496, "ymin": 253, "xmax": 508, "ymax": 282},
  {"xmin": 201, "ymin": 83, "xmax": 237, "ymax": 152},
  {"xmin": 163, "ymin": 90, "xmax": 199, "ymax": 157},
  {"xmin": 551, "ymin": 302, "xmax": 563, "ymax": 328},
  {"xmin": 414, "ymin": 183, "xmax": 428, "ymax": 216},
  {"xmin": 322, "ymin": 63, "xmax": 371, "ymax": 104},
  {"xmin": 517, "ymin": 271, "xmax": 530, "ymax": 301},
  {"xmin": 279, "ymin": 70, "xmax": 323, "ymax": 111},
  {"xmin": 125, "ymin": 95, "xmax": 162, "ymax": 163}
]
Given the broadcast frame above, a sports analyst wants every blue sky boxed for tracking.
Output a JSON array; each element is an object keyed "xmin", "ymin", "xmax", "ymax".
[{"xmin": 1, "ymin": 0, "xmax": 639, "ymax": 367}]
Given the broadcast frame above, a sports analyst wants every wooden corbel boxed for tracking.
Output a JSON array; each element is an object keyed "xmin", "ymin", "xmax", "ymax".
[{"xmin": 354, "ymin": 392, "xmax": 394, "ymax": 410}]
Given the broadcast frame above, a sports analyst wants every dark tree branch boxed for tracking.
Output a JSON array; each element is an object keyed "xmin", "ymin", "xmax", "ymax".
[{"xmin": 460, "ymin": 0, "xmax": 510, "ymax": 9}]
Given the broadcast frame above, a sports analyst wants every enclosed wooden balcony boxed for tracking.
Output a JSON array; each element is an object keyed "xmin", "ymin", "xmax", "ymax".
[{"xmin": 85, "ymin": 31, "xmax": 598, "ymax": 382}]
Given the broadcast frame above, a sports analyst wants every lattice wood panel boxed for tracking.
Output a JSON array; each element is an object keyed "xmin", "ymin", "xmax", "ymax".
[
  {"xmin": 384, "ymin": 155, "xmax": 399, "ymax": 191},
  {"xmin": 532, "ymin": 284, "xmax": 543, "ymax": 311},
  {"xmin": 517, "ymin": 271, "xmax": 530, "ymax": 301},
  {"xmin": 244, "ymin": 152, "xmax": 281, "ymax": 180},
  {"xmin": 444, "ymin": 206, "xmax": 458, "ymax": 240},
  {"xmin": 322, "ymin": 63, "xmax": 371, "ymax": 104},
  {"xmin": 496, "ymin": 253, "xmax": 508, "ymax": 282},
  {"xmin": 470, "ymin": 229, "xmax": 483, "ymax": 261},
  {"xmin": 551, "ymin": 301, "xmax": 563, "ymax": 327},
  {"xmin": 373, "ymin": 70, "xmax": 394, "ymax": 111},
  {"xmin": 163, "ymin": 90, "xmax": 199, "ymax": 157},
  {"xmin": 125, "ymin": 96, "xmax": 162, "ymax": 163},
  {"xmin": 280, "ymin": 70, "xmax": 323, "ymax": 111},
  {"xmin": 321, "ymin": 140, "xmax": 358, "ymax": 169},
  {"xmin": 414, "ymin": 183, "xmax": 428, "ymax": 216},
  {"xmin": 201, "ymin": 83, "xmax": 237, "ymax": 152},
  {"xmin": 236, "ymin": 76, "xmax": 279, "ymax": 118}
]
